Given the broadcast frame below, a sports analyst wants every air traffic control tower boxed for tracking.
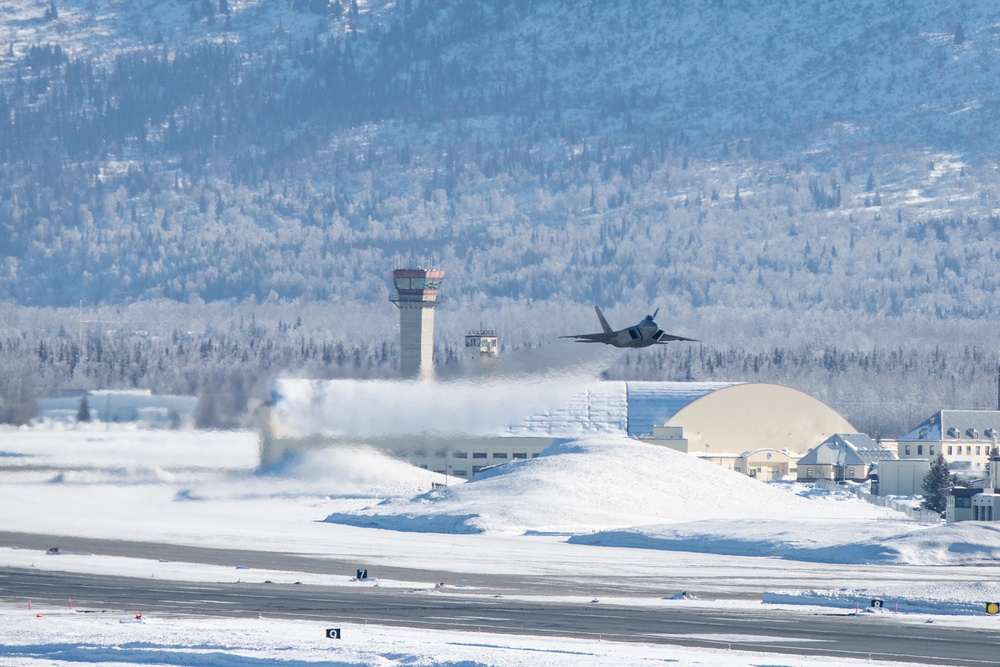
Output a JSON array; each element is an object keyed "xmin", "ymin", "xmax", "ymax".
[{"xmin": 390, "ymin": 268, "xmax": 444, "ymax": 379}]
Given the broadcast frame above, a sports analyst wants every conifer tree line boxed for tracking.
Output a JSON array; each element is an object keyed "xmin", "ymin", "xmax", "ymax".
[{"xmin": 2, "ymin": 305, "xmax": 997, "ymax": 437}]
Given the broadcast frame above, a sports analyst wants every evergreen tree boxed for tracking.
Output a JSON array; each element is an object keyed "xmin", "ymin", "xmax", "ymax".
[
  {"xmin": 921, "ymin": 454, "xmax": 951, "ymax": 515},
  {"xmin": 76, "ymin": 394, "xmax": 92, "ymax": 423}
]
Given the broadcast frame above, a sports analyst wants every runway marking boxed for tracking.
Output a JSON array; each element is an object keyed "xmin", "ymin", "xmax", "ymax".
[
  {"xmin": 427, "ymin": 616, "xmax": 513, "ymax": 622},
  {"xmin": 650, "ymin": 633, "xmax": 830, "ymax": 644}
]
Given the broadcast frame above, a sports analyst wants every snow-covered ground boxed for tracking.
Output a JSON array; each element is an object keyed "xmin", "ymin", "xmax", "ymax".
[
  {"xmin": 0, "ymin": 603, "xmax": 931, "ymax": 667},
  {"xmin": 3, "ymin": 424, "xmax": 1000, "ymax": 666}
]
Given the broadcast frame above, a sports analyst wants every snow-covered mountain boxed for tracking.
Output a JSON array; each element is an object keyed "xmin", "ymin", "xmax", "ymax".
[
  {"xmin": 5, "ymin": 0, "xmax": 993, "ymax": 148},
  {"xmin": 1, "ymin": 0, "xmax": 997, "ymax": 309}
]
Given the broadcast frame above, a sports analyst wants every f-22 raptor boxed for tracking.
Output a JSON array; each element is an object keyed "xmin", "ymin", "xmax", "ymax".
[{"xmin": 560, "ymin": 307, "xmax": 698, "ymax": 348}]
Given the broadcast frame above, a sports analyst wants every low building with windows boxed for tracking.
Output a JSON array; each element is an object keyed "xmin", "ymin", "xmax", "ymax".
[
  {"xmin": 971, "ymin": 493, "xmax": 1000, "ymax": 522},
  {"xmin": 947, "ymin": 487, "xmax": 979, "ymax": 523},
  {"xmin": 735, "ymin": 448, "xmax": 794, "ymax": 481},
  {"xmin": 796, "ymin": 433, "xmax": 896, "ymax": 482},
  {"xmin": 897, "ymin": 410, "xmax": 1000, "ymax": 471},
  {"xmin": 946, "ymin": 448, "xmax": 1000, "ymax": 523},
  {"xmin": 948, "ymin": 485, "xmax": 1000, "ymax": 523},
  {"xmin": 464, "ymin": 330, "xmax": 499, "ymax": 362}
]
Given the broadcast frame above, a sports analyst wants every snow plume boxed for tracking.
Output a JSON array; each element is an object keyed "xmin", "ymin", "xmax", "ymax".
[
  {"xmin": 48, "ymin": 466, "xmax": 174, "ymax": 485},
  {"xmin": 271, "ymin": 374, "xmax": 604, "ymax": 439},
  {"xmin": 179, "ymin": 445, "xmax": 447, "ymax": 502},
  {"xmin": 468, "ymin": 338, "xmax": 619, "ymax": 380}
]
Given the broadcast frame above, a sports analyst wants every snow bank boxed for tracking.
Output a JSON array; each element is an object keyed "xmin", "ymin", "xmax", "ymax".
[
  {"xmin": 324, "ymin": 436, "xmax": 889, "ymax": 534},
  {"xmin": 569, "ymin": 520, "xmax": 916, "ymax": 563},
  {"xmin": 764, "ymin": 568, "xmax": 1000, "ymax": 615},
  {"xmin": 571, "ymin": 517, "xmax": 1000, "ymax": 565},
  {"xmin": 763, "ymin": 588, "xmax": 994, "ymax": 616},
  {"xmin": 0, "ymin": 605, "xmax": 920, "ymax": 667}
]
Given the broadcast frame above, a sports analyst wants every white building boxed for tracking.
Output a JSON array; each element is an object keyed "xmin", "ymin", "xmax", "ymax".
[
  {"xmin": 947, "ymin": 448, "xmax": 1000, "ymax": 523},
  {"xmin": 971, "ymin": 492, "xmax": 1000, "ymax": 522},
  {"xmin": 36, "ymin": 389, "xmax": 196, "ymax": 428},
  {"xmin": 633, "ymin": 382, "xmax": 855, "ymax": 457},
  {"xmin": 947, "ymin": 487, "xmax": 978, "ymax": 523},
  {"xmin": 897, "ymin": 410, "xmax": 1000, "ymax": 471},
  {"xmin": 796, "ymin": 434, "xmax": 895, "ymax": 482},
  {"xmin": 736, "ymin": 448, "xmax": 795, "ymax": 481},
  {"xmin": 464, "ymin": 330, "xmax": 498, "ymax": 362},
  {"xmin": 873, "ymin": 458, "xmax": 931, "ymax": 497}
]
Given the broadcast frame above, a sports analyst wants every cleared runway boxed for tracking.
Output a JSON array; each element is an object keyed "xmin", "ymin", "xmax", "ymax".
[
  {"xmin": 2, "ymin": 562, "xmax": 999, "ymax": 665},
  {"xmin": 2, "ymin": 530, "xmax": 992, "ymax": 601}
]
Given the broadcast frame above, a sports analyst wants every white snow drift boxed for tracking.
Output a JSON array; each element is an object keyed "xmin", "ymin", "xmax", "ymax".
[{"xmin": 324, "ymin": 435, "xmax": 890, "ymax": 534}]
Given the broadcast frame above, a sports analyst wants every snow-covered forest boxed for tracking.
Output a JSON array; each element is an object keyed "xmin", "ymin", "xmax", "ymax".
[
  {"xmin": 1, "ymin": 0, "xmax": 998, "ymax": 434},
  {"xmin": 2, "ymin": 300, "xmax": 996, "ymax": 437}
]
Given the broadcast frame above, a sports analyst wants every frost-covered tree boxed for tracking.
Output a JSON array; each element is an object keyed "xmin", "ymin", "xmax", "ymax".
[
  {"xmin": 921, "ymin": 454, "xmax": 951, "ymax": 515},
  {"xmin": 76, "ymin": 395, "xmax": 92, "ymax": 423}
]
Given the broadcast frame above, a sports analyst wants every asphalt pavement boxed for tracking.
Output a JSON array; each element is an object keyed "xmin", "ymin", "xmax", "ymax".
[{"xmin": 2, "ymin": 563, "xmax": 999, "ymax": 665}]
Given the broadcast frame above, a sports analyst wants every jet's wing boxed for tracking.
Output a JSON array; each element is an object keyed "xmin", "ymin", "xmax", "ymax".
[
  {"xmin": 559, "ymin": 332, "xmax": 614, "ymax": 343},
  {"xmin": 652, "ymin": 330, "xmax": 699, "ymax": 343}
]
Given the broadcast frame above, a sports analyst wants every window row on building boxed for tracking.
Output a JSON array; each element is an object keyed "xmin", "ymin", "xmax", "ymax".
[{"xmin": 423, "ymin": 450, "xmax": 544, "ymax": 478}]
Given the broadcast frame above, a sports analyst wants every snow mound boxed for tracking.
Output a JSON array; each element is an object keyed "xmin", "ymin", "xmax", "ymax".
[
  {"xmin": 571, "ymin": 518, "xmax": 1000, "ymax": 565},
  {"xmin": 178, "ymin": 445, "xmax": 449, "ymax": 501},
  {"xmin": 885, "ymin": 522, "xmax": 1000, "ymax": 565},
  {"xmin": 324, "ymin": 436, "xmax": 888, "ymax": 535}
]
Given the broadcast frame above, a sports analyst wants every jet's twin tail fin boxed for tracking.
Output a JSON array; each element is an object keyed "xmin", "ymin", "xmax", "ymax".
[{"xmin": 594, "ymin": 306, "xmax": 613, "ymax": 334}]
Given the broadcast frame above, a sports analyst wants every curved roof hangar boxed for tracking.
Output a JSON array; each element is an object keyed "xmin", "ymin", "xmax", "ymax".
[{"xmin": 658, "ymin": 382, "xmax": 856, "ymax": 455}]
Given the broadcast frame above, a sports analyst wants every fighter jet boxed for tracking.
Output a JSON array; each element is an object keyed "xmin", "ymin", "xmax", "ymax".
[{"xmin": 560, "ymin": 307, "xmax": 698, "ymax": 348}]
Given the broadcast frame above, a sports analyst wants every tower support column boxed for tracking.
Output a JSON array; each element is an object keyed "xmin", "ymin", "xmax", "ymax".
[{"xmin": 390, "ymin": 269, "xmax": 444, "ymax": 380}]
